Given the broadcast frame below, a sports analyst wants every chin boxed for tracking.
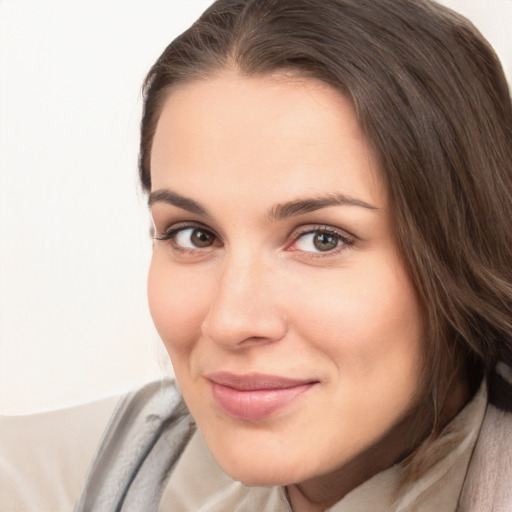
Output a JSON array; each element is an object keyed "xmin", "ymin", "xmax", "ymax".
[
  {"xmin": 205, "ymin": 436, "xmax": 315, "ymax": 487},
  {"xmin": 220, "ymin": 458, "xmax": 301, "ymax": 487}
]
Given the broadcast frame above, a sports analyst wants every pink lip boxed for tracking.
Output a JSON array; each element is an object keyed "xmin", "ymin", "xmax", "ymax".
[{"xmin": 207, "ymin": 372, "xmax": 317, "ymax": 421}]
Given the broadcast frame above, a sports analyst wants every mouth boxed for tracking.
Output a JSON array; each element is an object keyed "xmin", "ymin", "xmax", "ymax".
[{"xmin": 206, "ymin": 372, "xmax": 318, "ymax": 421}]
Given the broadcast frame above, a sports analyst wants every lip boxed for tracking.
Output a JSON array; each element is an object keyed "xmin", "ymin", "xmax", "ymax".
[{"xmin": 207, "ymin": 372, "xmax": 318, "ymax": 421}]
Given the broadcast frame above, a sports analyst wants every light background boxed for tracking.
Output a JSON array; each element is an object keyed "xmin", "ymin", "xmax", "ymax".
[{"xmin": 1, "ymin": 0, "xmax": 511, "ymax": 414}]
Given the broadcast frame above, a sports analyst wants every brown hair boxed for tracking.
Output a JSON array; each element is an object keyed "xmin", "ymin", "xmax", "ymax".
[{"xmin": 139, "ymin": 0, "xmax": 512, "ymax": 423}]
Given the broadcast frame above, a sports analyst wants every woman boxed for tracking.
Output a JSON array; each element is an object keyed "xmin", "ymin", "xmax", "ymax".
[{"xmin": 76, "ymin": 0, "xmax": 512, "ymax": 510}]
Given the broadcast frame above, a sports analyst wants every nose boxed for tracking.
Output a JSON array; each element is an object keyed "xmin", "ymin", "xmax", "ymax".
[{"xmin": 201, "ymin": 253, "xmax": 287, "ymax": 350}]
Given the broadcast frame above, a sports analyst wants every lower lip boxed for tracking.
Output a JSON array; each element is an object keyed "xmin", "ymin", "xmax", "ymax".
[{"xmin": 210, "ymin": 382, "xmax": 315, "ymax": 421}]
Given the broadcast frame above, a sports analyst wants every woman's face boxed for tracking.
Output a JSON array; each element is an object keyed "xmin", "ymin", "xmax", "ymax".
[{"xmin": 148, "ymin": 74, "xmax": 425, "ymax": 488}]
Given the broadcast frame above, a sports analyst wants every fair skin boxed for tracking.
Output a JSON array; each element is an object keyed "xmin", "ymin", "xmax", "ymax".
[{"xmin": 148, "ymin": 73, "xmax": 428, "ymax": 511}]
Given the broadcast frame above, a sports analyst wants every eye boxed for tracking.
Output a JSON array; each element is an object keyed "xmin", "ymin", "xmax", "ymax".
[
  {"xmin": 175, "ymin": 227, "xmax": 215, "ymax": 249},
  {"xmin": 292, "ymin": 227, "xmax": 353, "ymax": 253},
  {"xmin": 155, "ymin": 224, "xmax": 219, "ymax": 250}
]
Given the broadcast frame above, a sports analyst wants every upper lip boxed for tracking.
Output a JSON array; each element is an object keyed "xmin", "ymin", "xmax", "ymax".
[{"xmin": 206, "ymin": 372, "xmax": 317, "ymax": 391}]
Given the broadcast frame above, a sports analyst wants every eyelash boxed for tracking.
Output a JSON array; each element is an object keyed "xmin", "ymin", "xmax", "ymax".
[
  {"xmin": 155, "ymin": 222, "xmax": 355, "ymax": 257},
  {"xmin": 288, "ymin": 226, "xmax": 354, "ymax": 257},
  {"xmin": 154, "ymin": 222, "xmax": 217, "ymax": 254}
]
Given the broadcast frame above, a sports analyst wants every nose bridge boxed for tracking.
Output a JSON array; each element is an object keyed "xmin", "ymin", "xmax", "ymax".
[
  {"xmin": 202, "ymin": 247, "xmax": 286, "ymax": 347},
  {"xmin": 221, "ymin": 249, "xmax": 258, "ymax": 299}
]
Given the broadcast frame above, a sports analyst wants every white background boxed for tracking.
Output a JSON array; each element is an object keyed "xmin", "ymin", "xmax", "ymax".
[{"xmin": 1, "ymin": 0, "xmax": 511, "ymax": 415}]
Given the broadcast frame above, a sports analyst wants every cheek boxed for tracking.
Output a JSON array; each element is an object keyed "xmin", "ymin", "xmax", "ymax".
[
  {"xmin": 288, "ymin": 257, "xmax": 424, "ymax": 377},
  {"xmin": 147, "ymin": 252, "xmax": 210, "ymax": 356},
  {"xmin": 287, "ymin": 261, "xmax": 425, "ymax": 447}
]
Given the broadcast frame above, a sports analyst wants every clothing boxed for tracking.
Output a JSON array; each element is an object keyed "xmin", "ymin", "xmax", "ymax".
[
  {"xmin": 0, "ymin": 394, "xmax": 121, "ymax": 512},
  {"xmin": 74, "ymin": 365, "xmax": 512, "ymax": 512}
]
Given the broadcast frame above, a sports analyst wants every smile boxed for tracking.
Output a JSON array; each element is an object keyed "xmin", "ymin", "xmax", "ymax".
[{"xmin": 207, "ymin": 372, "xmax": 318, "ymax": 421}]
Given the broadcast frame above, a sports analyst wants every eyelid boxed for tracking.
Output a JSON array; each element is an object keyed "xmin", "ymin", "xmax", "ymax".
[
  {"xmin": 153, "ymin": 222, "xmax": 223, "ymax": 260},
  {"xmin": 154, "ymin": 221, "xmax": 219, "ymax": 243},
  {"xmin": 286, "ymin": 224, "xmax": 355, "ymax": 255},
  {"xmin": 154, "ymin": 220, "xmax": 355, "ymax": 257}
]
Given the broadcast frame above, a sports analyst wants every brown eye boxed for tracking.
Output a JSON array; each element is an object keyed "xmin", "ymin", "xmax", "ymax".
[
  {"xmin": 190, "ymin": 229, "xmax": 214, "ymax": 248},
  {"xmin": 313, "ymin": 232, "xmax": 340, "ymax": 252},
  {"xmin": 174, "ymin": 227, "xmax": 216, "ymax": 249},
  {"xmin": 293, "ymin": 228, "xmax": 352, "ymax": 254}
]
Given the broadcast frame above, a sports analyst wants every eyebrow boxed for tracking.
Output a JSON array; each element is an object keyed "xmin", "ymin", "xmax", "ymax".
[
  {"xmin": 268, "ymin": 193, "xmax": 378, "ymax": 221},
  {"xmin": 148, "ymin": 189, "xmax": 377, "ymax": 220},
  {"xmin": 148, "ymin": 189, "xmax": 210, "ymax": 217}
]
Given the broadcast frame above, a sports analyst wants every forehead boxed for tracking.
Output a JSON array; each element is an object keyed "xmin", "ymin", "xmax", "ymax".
[{"xmin": 150, "ymin": 73, "xmax": 384, "ymax": 210}]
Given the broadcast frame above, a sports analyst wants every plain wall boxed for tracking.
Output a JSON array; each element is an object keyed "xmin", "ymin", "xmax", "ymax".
[{"xmin": 1, "ymin": 0, "xmax": 511, "ymax": 415}]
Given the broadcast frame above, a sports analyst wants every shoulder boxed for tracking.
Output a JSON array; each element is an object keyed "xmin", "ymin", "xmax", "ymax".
[
  {"xmin": 75, "ymin": 379, "xmax": 196, "ymax": 512},
  {"xmin": 0, "ymin": 392, "xmax": 121, "ymax": 512},
  {"xmin": 459, "ymin": 363, "xmax": 512, "ymax": 511}
]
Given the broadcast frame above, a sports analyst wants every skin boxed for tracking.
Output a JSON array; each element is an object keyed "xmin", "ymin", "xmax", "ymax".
[{"xmin": 147, "ymin": 73, "xmax": 436, "ymax": 511}]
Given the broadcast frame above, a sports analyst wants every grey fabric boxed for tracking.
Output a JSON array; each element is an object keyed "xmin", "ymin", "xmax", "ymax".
[{"xmin": 74, "ymin": 380, "xmax": 196, "ymax": 512}]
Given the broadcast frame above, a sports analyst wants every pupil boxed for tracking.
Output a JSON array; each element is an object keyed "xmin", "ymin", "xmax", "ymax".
[
  {"xmin": 314, "ymin": 233, "xmax": 338, "ymax": 251},
  {"xmin": 192, "ymin": 229, "xmax": 212, "ymax": 247}
]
